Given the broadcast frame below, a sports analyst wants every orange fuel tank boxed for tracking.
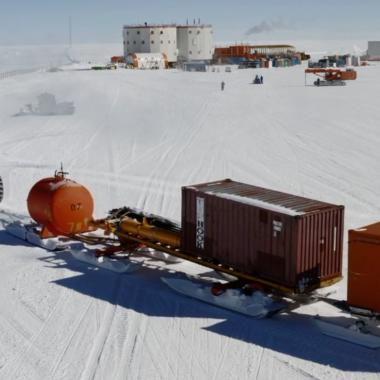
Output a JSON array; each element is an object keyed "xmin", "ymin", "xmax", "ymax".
[{"xmin": 27, "ymin": 172, "xmax": 94, "ymax": 238}]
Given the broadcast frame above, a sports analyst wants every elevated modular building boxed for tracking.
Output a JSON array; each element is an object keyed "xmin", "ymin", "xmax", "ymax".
[
  {"xmin": 214, "ymin": 44, "xmax": 296, "ymax": 61},
  {"xmin": 123, "ymin": 25, "xmax": 178, "ymax": 63},
  {"xmin": 176, "ymin": 25, "xmax": 214, "ymax": 62},
  {"xmin": 213, "ymin": 44, "xmax": 305, "ymax": 67},
  {"xmin": 250, "ymin": 44, "xmax": 296, "ymax": 55},
  {"xmin": 367, "ymin": 41, "xmax": 380, "ymax": 60}
]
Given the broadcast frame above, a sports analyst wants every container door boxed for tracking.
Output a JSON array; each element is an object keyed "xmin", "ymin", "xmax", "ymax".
[
  {"xmin": 257, "ymin": 211, "xmax": 286, "ymax": 282},
  {"xmin": 270, "ymin": 215, "xmax": 286, "ymax": 280}
]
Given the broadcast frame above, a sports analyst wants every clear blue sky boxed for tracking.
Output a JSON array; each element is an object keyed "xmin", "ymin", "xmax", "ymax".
[{"xmin": 1, "ymin": 0, "xmax": 379, "ymax": 45}]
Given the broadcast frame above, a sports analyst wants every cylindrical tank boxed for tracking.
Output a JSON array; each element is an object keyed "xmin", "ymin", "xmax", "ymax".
[
  {"xmin": 176, "ymin": 25, "xmax": 214, "ymax": 62},
  {"xmin": 27, "ymin": 173, "xmax": 94, "ymax": 238},
  {"xmin": 123, "ymin": 25, "xmax": 178, "ymax": 63},
  {"xmin": 119, "ymin": 216, "xmax": 181, "ymax": 248}
]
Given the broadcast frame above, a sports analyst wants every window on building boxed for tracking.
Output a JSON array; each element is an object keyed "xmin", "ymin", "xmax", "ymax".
[
  {"xmin": 137, "ymin": 31, "xmax": 140, "ymax": 35},
  {"xmin": 142, "ymin": 40, "xmax": 145, "ymax": 44},
  {"xmin": 151, "ymin": 40, "xmax": 154, "ymax": 44},
  {"xmin": 133, "ymin": 41, "xmax": 136, "ymax": 44}
]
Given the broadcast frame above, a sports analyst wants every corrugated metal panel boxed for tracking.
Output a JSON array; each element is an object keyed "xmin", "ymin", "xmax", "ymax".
[
  {"xmin": 181, "ymin": 179, "xmax": 344, "ymax": 292},
  {"xmin": 193, "ymin": 179, "xmax": 335, "ymax": 214},
  {"xmin": 348, "ymin": 223, "xmax": 380, "ymax": 313},
  {"xmin": 295, "ymin": 207, "xmax": 344, "ymax": 287}
]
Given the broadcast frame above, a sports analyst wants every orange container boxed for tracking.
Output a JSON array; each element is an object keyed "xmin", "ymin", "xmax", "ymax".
[
  {"xmin": 340, "ymin": 70, "xmax": 357, "ymax": 80},
  {"xmin": 348, "ymin": 223, "xmax": 380, "ymax": 313},
  {"xmin": 111, "ymin": 56, "xmax": 125, "ymax": 63},
  {"xmin": 325, "ymin": 70, "xmax": 357, "ymax": 81},
  {"xmin": 27, "ymin": 173, "xmax": 94, "ymax": 238}
]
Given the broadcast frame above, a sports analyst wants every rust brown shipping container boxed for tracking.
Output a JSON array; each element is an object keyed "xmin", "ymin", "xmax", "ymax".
[
  {"xmin": 111, "ymin": 56, "xmax": 125, "ymax": 64},
  {"xmin": 214, "ymin": 45, "xmax": 251, "ymax": 58},
  {"xmin": 348, "ymin": 223, "xmax": 380, "ymax": 314},
  {"xmin": 181, "ymin": 179, "xmax": 344, "ymax": 293}
]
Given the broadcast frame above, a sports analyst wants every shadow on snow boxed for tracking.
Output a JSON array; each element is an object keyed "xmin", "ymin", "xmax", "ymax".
[
  {"xmin": 0, "ymin": 229, "xmax": 34, "ymax": 247},
  {"xmin": 38, "ymin": 249, "xmax": 380, "ymax": 373}
]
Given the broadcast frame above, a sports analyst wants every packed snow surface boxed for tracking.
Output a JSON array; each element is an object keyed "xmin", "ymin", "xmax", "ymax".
[{"xmin": 1, "ymin": 44, "xmax": 380, "ymax": 379}]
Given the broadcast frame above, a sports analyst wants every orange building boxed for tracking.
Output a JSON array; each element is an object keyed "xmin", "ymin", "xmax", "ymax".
[{"xmin": 214, "ymin": 44, "xmax": 296, "ymax": 61}]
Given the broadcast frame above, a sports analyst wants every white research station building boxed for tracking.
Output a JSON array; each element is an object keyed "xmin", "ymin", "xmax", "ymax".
[{"xmin": 123, "ymin": 23, "xmax": 214, "ymax": 67}]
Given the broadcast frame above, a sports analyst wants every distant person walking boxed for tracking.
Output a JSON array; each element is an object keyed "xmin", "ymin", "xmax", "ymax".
[
  {"xmin": 221, "ymin": 81, "xmax": 225, "ymax": 91},
  {"xmin": 260, "ymin": 75, "xmax": 264, "ymax": 84}
]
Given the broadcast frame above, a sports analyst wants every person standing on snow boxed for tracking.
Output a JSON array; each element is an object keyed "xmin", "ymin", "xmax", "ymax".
[
  {"xmin": 221, "ymin": 81, "xmax": 225, "ymax": 91},
  {"xmin": 260, "ymin": 75, "xmax": 263, "ymax": 84}
]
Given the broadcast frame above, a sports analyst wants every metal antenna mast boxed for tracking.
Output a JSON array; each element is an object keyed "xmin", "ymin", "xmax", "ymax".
[{"xmin": 69, "ymin": 16, "xmax": 72, "ymax": 47}]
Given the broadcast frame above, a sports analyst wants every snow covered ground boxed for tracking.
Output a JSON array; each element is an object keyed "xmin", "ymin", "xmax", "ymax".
[
  {"xmin": 0, "ymin": 44, "xmax": 122, "ymax": 73},
  {"xmin": 0, "ymin": 44, "xmax": 380, "ymax": 379}
]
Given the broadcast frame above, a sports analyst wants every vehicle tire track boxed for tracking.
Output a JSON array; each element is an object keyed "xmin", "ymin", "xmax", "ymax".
[
  {"xmin": 136, "ymin": 89, "xmax": 218, "ymax": 213},
  {"xmin": 113, "ymin": 293, "xmax": 148, "ymax": 380},
  {"xmin": 80, "ymin": 277, "xmax": 122, "ymax": 380},
  {"xmin": 50, "ymin": 299, "xmax": 94, "ymax": 378},
  {"xmin": 0, "ymin": 290, "xmax": 66, "ymax": 379},
  {"xmin": 2, "ymin": 287, "xmax": 95, "ymax": 380}
]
